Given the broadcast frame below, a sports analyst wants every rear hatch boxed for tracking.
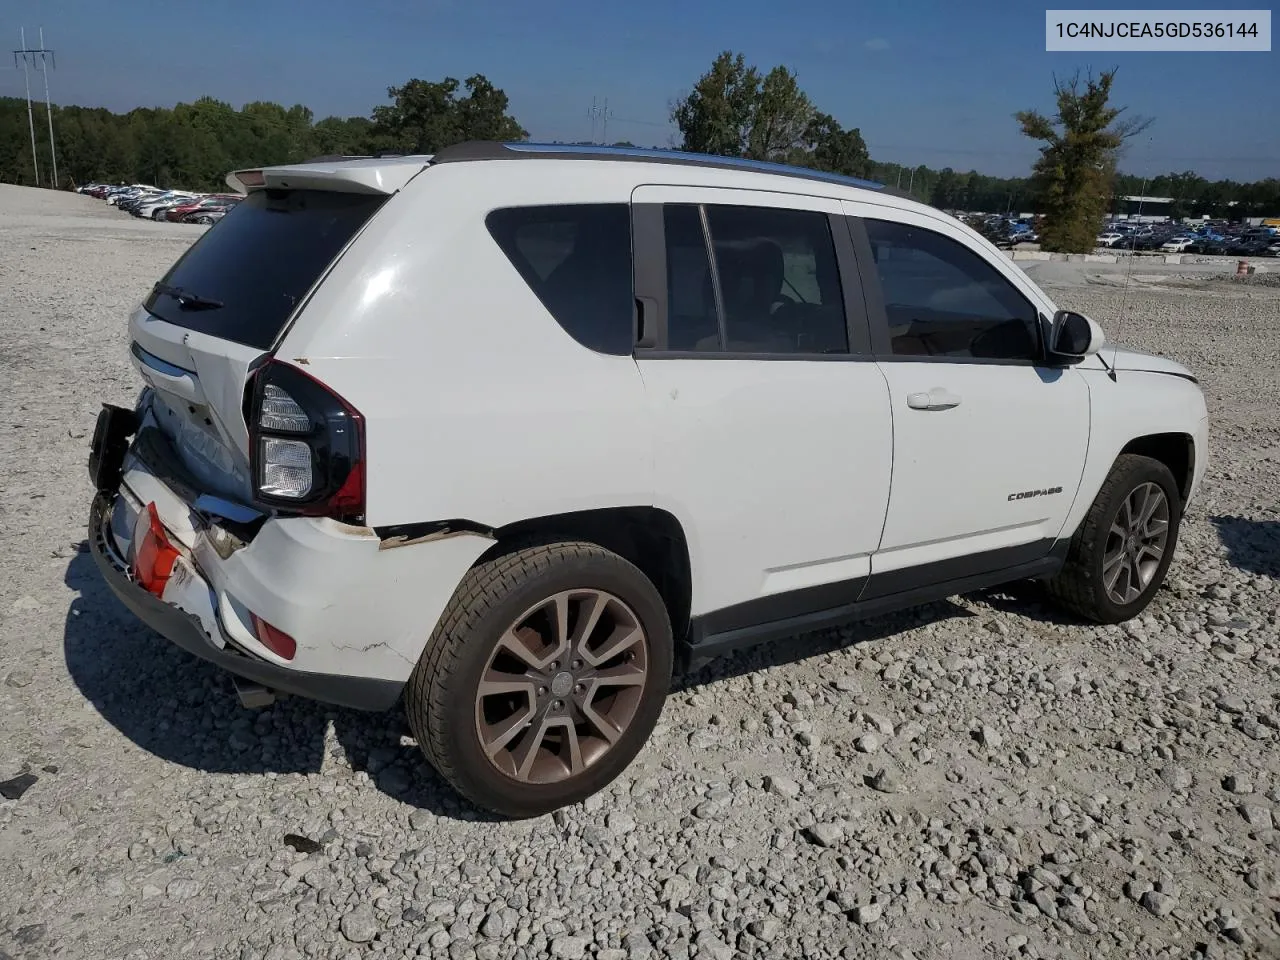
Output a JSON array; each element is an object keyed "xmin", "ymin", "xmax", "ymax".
[{"xmin": 128, "ymin": 160, "xmax": 427, "ymax": 506}]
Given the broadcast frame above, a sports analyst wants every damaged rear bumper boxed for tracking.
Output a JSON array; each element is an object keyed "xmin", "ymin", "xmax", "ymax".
[{"xmin": 88, "ymin": 492, "xmax": 404, "ymax": 711}]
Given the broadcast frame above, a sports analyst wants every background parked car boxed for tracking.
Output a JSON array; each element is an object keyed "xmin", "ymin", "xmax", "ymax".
[
  {"xmin": 165, "ymin": 194, "xmax": 239, "ymax": 222},
  {"xmin": 181, "ymin": 199, "xmax": 239, "ymax": 225},
  {"xmin": 146, "ymin": 193, "xmax": 204, "ymax": 220},
  {"xmin": 135, "ymin": 191, "xmax": 199, "ymax": 219}
]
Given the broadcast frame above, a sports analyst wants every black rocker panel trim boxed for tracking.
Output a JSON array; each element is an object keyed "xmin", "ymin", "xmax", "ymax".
[
  {"xmin": 682, "ymin": 538, "xmax": 1065, "ymax": 673},
  {"xmin": 859, "ymin": 537, "xmax": 1057, "ymax": 600}
]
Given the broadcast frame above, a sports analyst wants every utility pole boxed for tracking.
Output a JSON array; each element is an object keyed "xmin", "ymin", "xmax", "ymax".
[
  {"xmin": 586, "ymin": 98, "xmax": 614, "ymax": 145},
  {"xmin": 36, "ymin": 28, "xmax": 57, "ymax": 190},
  {"xmin": 14, "ymin": 29, "xmax": 40, "ymax": 186}
]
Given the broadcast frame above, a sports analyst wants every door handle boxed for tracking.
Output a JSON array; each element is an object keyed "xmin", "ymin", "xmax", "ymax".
[{"xmin": 906, "ymin": 389, "xmax": 962, "ymax": 411}]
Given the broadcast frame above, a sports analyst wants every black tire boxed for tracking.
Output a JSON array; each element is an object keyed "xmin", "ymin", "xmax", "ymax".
[
  {"xmin": 406, "ymin": 541, "xmax": 673, "ymax": 818},
  {"xmin": 1046, "ymin": 454, "xmax": 1182, "ymax": 623}
]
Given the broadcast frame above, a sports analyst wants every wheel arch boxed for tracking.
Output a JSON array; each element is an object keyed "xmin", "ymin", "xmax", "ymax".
[
  {"xmin": 479, "ymin": 506, "xmax": 694, "ymax": 643},
  {"xmin": 1120, "ymin": 432, "xmax": 1195, "ymax": 504}
]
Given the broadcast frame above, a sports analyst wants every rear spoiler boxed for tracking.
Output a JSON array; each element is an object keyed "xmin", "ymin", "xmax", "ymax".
[{"xmin": 226, "ymin": 154, "xmax": 435, "ymax": 196}]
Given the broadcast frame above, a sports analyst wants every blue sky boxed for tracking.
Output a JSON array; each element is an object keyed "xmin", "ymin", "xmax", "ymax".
[{"xmin": 4, "ymin": 0, "xmax": 1276, "ymax": 180}]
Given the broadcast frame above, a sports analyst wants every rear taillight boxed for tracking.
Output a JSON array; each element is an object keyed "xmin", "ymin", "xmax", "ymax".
[{"xmin": 247, "ymin": 360, "xmax": 365, "ymax": 522}]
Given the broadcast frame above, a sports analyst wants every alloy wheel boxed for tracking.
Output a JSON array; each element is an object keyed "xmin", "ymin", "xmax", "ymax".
[
  {"xmin": 474, "ymin": 588, "xmax": 649, "ymax": 784},
  {"xmin": 1102, "ymin": 481, "xmax": 1170, "ymax": 605}
]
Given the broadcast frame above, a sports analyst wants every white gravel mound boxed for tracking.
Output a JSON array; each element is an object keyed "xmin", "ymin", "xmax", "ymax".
[{"xmin": 2, "ymin": 184, "xmax": 1277, "ymax": 960}]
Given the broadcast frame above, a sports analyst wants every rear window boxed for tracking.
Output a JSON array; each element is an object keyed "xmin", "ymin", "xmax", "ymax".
[
  {"xmin": 485, "ymin": 204, "xmax": 634, "ymax": 356},
  {"xmin": 144, "ymin": 188, "xmax": 388, "ymax": 350}
]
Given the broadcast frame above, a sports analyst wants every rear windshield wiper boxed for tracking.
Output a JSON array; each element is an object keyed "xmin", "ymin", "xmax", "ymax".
[{"xmin": 153, "ymin": 282, "xmax": 224, "ymax": 311}]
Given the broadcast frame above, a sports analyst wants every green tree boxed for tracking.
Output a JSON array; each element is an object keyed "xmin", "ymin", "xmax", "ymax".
[
  {"xmin": 747, "ymin": 66, "xmax": 813, "ymax": 161},
  {"xmin": 454, "ymin": 75, "xmax": 527, "ymax": 143},
  {"xmin": 673, "ymin": 51, "xmax": 875, "ymax": 180},
  {"xmin": 371, "ymin": 74, "xmax": 526, "ymax": 154},
  {"xmin": 1017, "ymin": 69, "xmax": 1151, "ymax": 252},
  {"xmin": 670, "ymin": 51, "xmax": 760, "ymax": 157},
  {"xmin": 931, "ymin": 168, "xmax": 959, "ymax": 208},
  {"xmin": 803, "ymin": 112, "xmax": 871, "ymax": 178},
  {"xmin": 312, "ymin": 116, "xmax": 374, "ymax": 156}
]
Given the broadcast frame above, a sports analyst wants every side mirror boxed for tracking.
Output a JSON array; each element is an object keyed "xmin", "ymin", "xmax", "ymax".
[{"xmin": 1049, "ymin": 310, "xmax": 1105, "ymax": 361}]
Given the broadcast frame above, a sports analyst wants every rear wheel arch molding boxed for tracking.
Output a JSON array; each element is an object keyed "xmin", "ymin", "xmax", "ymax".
[{"xmin": 479, "ymin": 506, "xmax": 694, "ymax": 644}]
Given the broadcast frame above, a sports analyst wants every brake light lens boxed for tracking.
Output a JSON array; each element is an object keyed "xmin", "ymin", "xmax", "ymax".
[{"xmin": 247, "ymin": 361, "xmax": 365, "ymax": 522}]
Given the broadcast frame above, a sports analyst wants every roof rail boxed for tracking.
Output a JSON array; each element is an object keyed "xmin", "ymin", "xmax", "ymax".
[
  {"xmin": 430, "ymin": 140, "xmax": 899, "ymax": 195},
  {"xmin": 302, "ymin": 154, "xmax": 373, "ymax": 164}
]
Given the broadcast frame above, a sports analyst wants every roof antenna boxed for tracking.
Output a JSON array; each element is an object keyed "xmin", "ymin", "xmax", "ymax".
[{"xmin": 1107, "ymin": 139, "xmax": 1154, "ymax": 382}]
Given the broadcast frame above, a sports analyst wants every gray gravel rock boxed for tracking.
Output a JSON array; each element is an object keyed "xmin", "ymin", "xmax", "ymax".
[
  {"xmin": 748, "ymin": 918, "xmax": 782, "ymax": 942},
  {"xmin": 867, "ymin": 767, "xmax": 902, "ymax": 794},
  {"xmin": 1159, "ymin": 764, "xmax": 1193, "ymax": 791},
  {"xmin": 339, "ymin": 905, "xmax": 378, "ymax": 943},
  {"xmin": 1141, "ymin": 890, "xmax": 1178, "ymax": 918},
  {"xmin": 977, "ymin": 724, "xmax": 1002, "ymax": 750},
  {"xmin": 1223, "ymin": 773, "xmax": 1253, "ymax": 794},
  {"xmin": 765, "ymin": 775, "xmax": 801, "ymax": 799},
  {"xmin": 165, "ymin": 878, "xmax": 201, "ymax": 900},
  {"xmin": 1059, "ymin": 902, "xmax": 1098, "ymax": 934},
  {"xmin": 549, "ymin": 935, "xmax": 589, "ymax": 959},
  {"xmin": 1237, "ymin": 803, "xmax": 1274, "ymax": 829},
  {"xmin": 805, "ymin": 822, "xmax": 844, "ymax": 847}
]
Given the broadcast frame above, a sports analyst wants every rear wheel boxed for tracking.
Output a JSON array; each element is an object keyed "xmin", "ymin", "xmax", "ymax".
[
  {"xmin": 406, "ymin": 541, "xmax": 672, "ymax": 818},
  {"xmin": 1046, "ymin": 454, "xmax": 1182, "ymax": 623}
]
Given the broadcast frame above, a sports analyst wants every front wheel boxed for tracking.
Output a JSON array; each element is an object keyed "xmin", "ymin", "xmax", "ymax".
[
  {"xmin": 1046, "ymin": 454, "xmax": 1182, "ymax": 623},
  {"xmin": 406, "ymin": 541, "xmax": 673, "ymax": 818}
]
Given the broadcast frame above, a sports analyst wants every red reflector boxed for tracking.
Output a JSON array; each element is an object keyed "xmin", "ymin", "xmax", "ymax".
[
  {"xmin": 327, "ymin": 458, "xmax": 365, "ymax": 518},
  {"xmin": 237, "ymin": 169, "xmax": 265, "ymax": 187},
  {"xmin": 133, "ymin": 503, "xmax": 179, "ymax": 598},
  {"xmin": 251, "ymin": 614, "xmax": 297, "ymax": 661}
]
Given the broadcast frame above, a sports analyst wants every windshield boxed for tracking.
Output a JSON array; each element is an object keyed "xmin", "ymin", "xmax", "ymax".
[{"xmin": 143, "ymin": 187, "xmax": 388, "ymax": 350}]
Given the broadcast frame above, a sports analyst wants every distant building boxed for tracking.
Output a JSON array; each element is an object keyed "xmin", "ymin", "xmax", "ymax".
[{"xmin": 1113, "ymin": 195, "xmax": 1174, "ymax": 222}]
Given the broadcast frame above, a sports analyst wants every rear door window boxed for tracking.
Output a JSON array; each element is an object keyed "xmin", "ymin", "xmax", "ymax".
[
  {"xmin": 486, "ymin": 204, "xmax": 634, "ymax": 356},
  {"xmin": 144, "ymin": 188, "xmax": 388, "ymax": 350}
]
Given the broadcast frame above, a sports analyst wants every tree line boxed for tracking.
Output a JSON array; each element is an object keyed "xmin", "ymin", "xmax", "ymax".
[
  {"xmin": 0, "ymin": 74, "xmax": 524, "ymax": 192},
  {"xmin": 2, "ymin": 54, "xmax": 1276, "ymax": 251}
]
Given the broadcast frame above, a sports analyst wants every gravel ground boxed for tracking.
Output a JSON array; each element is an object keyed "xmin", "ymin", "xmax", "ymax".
[{"xmin": 2, "ymin": 184, "xmax": 1278, "ymax": 960}]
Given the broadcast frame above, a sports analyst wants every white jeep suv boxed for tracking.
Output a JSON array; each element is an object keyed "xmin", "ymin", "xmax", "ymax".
[{"xmin": 87, "ymin": 142, "xmax": 1209, "ymax": 817}]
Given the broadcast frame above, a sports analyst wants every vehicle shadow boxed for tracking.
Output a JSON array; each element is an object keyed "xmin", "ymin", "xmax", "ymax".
[
  {"xmin": 66, "ymin": 544, "xmax": 1059, "ymax": 819},
  {"xmin": 955, "ymin": 578, "xmax": 1093, "ymax": 627},
  {"xmin": 674, "ymin": 597, "xmax": 977, "ymax": 693},
  {"xmin": 1210, "ymin": 515, "xmax": 1280, "ymax": 578},
  {"xmin": 62, "ymin": 547, "xmax": 500, "ymax": 823}
]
